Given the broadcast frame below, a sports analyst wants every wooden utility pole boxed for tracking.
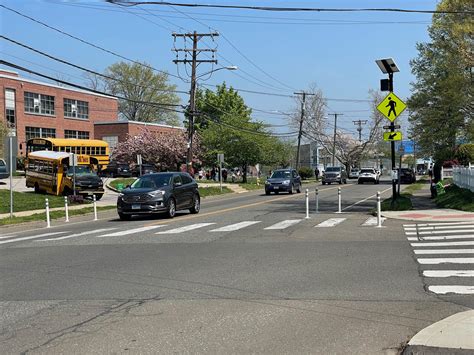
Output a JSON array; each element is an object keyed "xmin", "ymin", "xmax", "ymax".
[
  {"xmin": 328, "ymin": 113, "xmax": 343, "ymax": 166},
  {"xmin": 352, "ymin": 119, "xmax": 368, "ymax": 142},
  {"xmin": 294, "ymin": 91, "xmax": 315, "ymax": 169},
  {"xmin": 172, "ymin": 31, "xmax": 218, "ymax": 173}
]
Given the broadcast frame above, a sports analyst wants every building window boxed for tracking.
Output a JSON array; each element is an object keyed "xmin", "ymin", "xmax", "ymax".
[
  {"xmin": 25, "ymin": 126, "xmax": 56, "ymax": 140},
  {"xmin": 64, "ymin": 130, "xmax": 90, "ymax": 139},
  {"xmin": 64, "ymin": 98, "xmax": 89, "ymax": 119},
  {"xmin": 24, "ymin": 92, "xmax": 55, "ymax": 115},
  {"xmin": 5, "ymin": 88, "xmax": 16, "ymax": 127}
]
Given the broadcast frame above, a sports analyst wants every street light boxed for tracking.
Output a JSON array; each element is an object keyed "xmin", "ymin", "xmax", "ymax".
[{"xmin": 187, "ymin": 65, "xmax": 238, "ymax": 173}]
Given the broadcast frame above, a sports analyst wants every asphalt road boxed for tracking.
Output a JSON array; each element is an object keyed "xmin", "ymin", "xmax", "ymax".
[{"xmin": 0, "ymin": 179, "xmax": 471, "ymax": 354}]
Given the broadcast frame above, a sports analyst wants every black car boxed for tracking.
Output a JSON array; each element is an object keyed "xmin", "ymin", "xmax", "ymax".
[
  {"xmin": 399, "ymin": 168, "xmax": 416, "ymax": 184},
  {"xmin": 132, "ymin": 164, "xmax": 157, "ymax": 177},
  {"xmin": 265, "ymin": 169, "xmax": 302, "ymax": 195},
  {"xmin": 101, "ymin": 161, "xmax": 132, "ymax": 178},
  {"xmin": 117, "ymin": 172, "xmax": 200, "ymax": 220}
]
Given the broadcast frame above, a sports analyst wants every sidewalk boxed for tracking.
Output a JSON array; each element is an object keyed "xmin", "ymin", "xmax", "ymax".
[
  {"xmin": 383, "ymin": 182, "xmax": 474, "ymax": 222},
  {"xmin": 403, "ymin": 310, "xmax": 474, "ymax": 354}
]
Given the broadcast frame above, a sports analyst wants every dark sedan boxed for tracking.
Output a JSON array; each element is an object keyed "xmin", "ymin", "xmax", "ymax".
[
  {"xmin": 265, "ymin": 169, "xmax": 301, "ymax": 195},
  {"xmin": 399, "ymin": 168, "xmax": 416, "ymax": 184},
  {"xmin": 117, "ymin": 172, "xmax": 200, "ymax": 220}
]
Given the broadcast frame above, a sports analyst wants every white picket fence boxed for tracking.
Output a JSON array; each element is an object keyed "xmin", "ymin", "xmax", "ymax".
[{"xmin": 453, "ymin": 165, "xmax": 474, "ymax": 192}]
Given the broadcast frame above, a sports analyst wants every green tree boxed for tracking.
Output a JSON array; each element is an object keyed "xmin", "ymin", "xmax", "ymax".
[
  {"xmin": 195, "ymin": 84, "xmax": 288, "ymax": 182},
  {"xmin": 101, "ymin": 61, "xmax": 181, "ymax": 125},
  {"xmin": 408, "ymin": 0, "xmax": 473, "ymax": 162}
]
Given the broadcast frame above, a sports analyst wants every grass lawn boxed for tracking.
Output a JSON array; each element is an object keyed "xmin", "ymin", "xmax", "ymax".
[
  {"xmin": 435, "ymin": 185, "xmax": 474, "ymax": 212},
  {"xmin": 0, "ymin": 206, "xmax": 116, "ymax": 226},
  {"xmin": 381, "ymin": 193, "xmax": 413, "ymax": 211},
  {"xmin": 199, "ymin": 186, "xmax": 232, "ymax": 197},
  {"xmin": 0, "ymin": 190, "xmax": 90, "ymax": 214},
  {"xmin": 109, "ymin": 178, "xmax": 136, "ymax": 190}
]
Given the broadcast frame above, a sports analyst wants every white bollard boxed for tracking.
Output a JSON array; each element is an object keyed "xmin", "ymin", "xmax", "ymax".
[
  {"xmin": 315, "ymin": 188, "xmax": 319, "ymax": 214},
  {"xmin": 376, "ymin": 191, "xmax": 382, "ymax": 228},
  {"xmin": 337, "ymin": 187, "xmax": 342, "ymax": 213},
  {"xmin": 305, "ymin": 189, "xmax": 310, "ymax": 219},
  {"xmin": 93, "ymin": 195, "xmax": 98, "ymax": 221},
  {"xmin": 64, "ymin": 196, "xmax": 69, "ymax": 222},
  {"xmin": 45, "ymin": 198, "xmax": 50, "ymax": 228}
]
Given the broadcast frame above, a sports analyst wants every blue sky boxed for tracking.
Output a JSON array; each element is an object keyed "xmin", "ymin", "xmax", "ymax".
[{"xmin": 1, "ymin": 0, "xmax": 438, "ymax": 140}]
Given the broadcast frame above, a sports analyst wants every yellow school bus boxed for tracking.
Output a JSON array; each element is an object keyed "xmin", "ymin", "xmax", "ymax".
[
  {"xmin": 26, "ymin": 138, "xmax": 110, "ymax": 170},
  {"xmin": 25, "ymin": 151, "xmax": 104, "ymax": 199}
]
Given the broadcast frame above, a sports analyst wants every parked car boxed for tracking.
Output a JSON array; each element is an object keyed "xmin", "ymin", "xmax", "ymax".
[
  {"xmin": 117, "ymin": 172, "xmax": 200, "ymax": 220},
  {"xmin": 265, "ymin": 168, "xmax": 301, "ymax": 195},
  {"xmin": 399, "ymin": 168, "xmax": 416, "ymax": 184},
  {"xmin": 133, "ymin": 164, "xmax": 157, "ymax": 177},
  {"xmin": 0, "ymin": 159, "xmax": 9, "ymax": 179},
  {"xmin": 348, "ymin": 168, "xmax": 360, "ymax": 179},
  {"xmin": 101, "ymin": 161, "xmax": 132, "ymax": 178},
  {"xmin": 322, "ymin": 166, "xmax": 348, "ymax": 185},
  {"xmin": 358, "ymin": 168, "xmax": 380, "ymax": 184}
]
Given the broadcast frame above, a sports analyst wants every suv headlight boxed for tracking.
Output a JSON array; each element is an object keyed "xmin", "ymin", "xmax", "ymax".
[
  {"xmin": 282, "ymin": 180, "xmax": 290, "ymax": 185},
  {"xmin": 118, "ymin": 193, "xmax": 124, "ymax": 198},
  {"xmin": 265, "ymin": 180, "xmax": 270, "ymax": 185},
  {"xmin": 148, "ymin": 190, "xmax": 165, "ymax": 198}
]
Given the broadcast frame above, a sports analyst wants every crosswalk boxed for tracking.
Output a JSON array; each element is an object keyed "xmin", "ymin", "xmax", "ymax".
[
  {"xmin": 0, "ymin": 216, "xmax": 387, "ymax": 245},
  {"xmin": 404, "ymin": 221, "xmax": 474, "ymax": 295}
]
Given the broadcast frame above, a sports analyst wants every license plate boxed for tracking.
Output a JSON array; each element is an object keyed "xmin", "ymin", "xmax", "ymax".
[
  {"xmin": 132, "ymin": 204, "xmax": 141, "ymax": 210},
  {"xmin": 273, "ymin": 186, "xmax": 279, "ymax": 190}
]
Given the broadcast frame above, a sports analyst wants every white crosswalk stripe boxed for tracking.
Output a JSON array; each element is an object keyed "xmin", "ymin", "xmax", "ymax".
[
  {"xmin": 38, "ymin": 228, "xmax": 116, "ymax": 241},
  {"xmin": 405, "ymin": 229, "xmax": 474, "ymax": 235},
  {"xmin": 423, "ymin": 270, "xmax": 474, "ymax": 278},
  {"xmin": 361, "ymin": 217, "xmax": 385, "ymax": 226},
  {"xmin": 210, "ymin": 221, "xmax": 260, "ymax": 232},
  {"xmin": 407, "ymin": 235, "xmax": 474, "ymax": 241},
  {"xmin": 414, "ymin": 249, "xmax": 474, "ymax": 255},
  {"xmin": 404, "ymin": 221, "xmax": 474, "ymax": 295},
  {"xmin": 428, "ymin": 286, "xmax": 474, "ymax": 295},
  {"xmin": 0, "ymin": 232, "xmax": 68, "ymax": 245},
  {"xmin": 411, "ymin": 241, "xmax": 474, "ymax": 247},
  {"xmin": 99, "ymin": 226, "xmax": 165, "ymax": 237},
  {"xmin": 156, "ymin": 223, "xmax": 215, "ymax": 234},
  {"xmin": 418, "ymin": 258, "xmax": 474, "ymax": 264},
  {"xmin": 315, "ymin": 218, "xmax": 346, "ymax": 228},
  {"xmin": 264, "ymin": 220, "xmax": 302, "ymax": 230}
]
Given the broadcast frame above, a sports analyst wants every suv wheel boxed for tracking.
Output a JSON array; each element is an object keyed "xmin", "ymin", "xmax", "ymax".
[
  {"xmin": 189, "ymin": 194, "xmax": 200, "ymax": 214},
  {"xmin": 118, "ymin": 212, "xmax": 131, "ymax": 221},
  {"xmin": 167, "ymin": 198, "xmax": 176, "ymax": 218},
  {"xmin": 289, "ymin": 184, "xmax": 294, "ymax": 194}
]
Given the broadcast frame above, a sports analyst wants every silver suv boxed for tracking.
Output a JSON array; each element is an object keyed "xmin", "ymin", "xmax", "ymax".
[
  {"xmin": 0, "ymin": 159, "xmax": 9, "ymax": 179},
  {"xmin": 322, "ymin": 166, "xmax": 348, "ymax": 185}
]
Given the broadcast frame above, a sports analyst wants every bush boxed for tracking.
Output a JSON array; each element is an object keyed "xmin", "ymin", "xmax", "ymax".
[{"xmin": 298, "ymin": 167, "xmax": 314, "ymax": 180}]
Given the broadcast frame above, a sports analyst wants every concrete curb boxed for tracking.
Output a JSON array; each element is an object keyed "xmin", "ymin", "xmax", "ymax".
[
  {"xmin": 382, "ymin": 209, "xmax": 474, "ymax": 222},
  {"xmin": 403, "ymin": 310, "xmax": 474, "ymax": 354}
]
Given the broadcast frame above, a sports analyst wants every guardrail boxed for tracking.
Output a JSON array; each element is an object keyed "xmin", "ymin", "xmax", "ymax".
[{"xmin": 453, "ymin": 165, "xmax": 474, "ymax": 192}]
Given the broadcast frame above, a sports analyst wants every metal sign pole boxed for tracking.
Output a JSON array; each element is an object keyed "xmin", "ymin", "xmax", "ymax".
[
  {"xmin": 9, "ymin": 136, "xmax": 13, "ymax": 218},
  {"xmin": 72, "ymin": 153, "xmax": 76, "ymax": 196}
]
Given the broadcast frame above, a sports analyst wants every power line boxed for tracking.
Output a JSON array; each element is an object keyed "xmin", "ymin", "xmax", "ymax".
[
  {"xmin": 1, "ymin": 35, "xmax": 189, "ymax": 95},
  {"xmin": 0, "ymin": 60, "xmax": 184, "ymax": 110},
  {"xmin": 106, "ymin": 1, "xmax": 473, "ymax": 14},
  {"xmin": 0, "ymin": 4, "xmax": 181, "ymax": 80}
]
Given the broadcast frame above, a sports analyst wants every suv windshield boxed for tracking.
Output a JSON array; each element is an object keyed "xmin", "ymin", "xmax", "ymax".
[
  {"xmin": 325, "ymin": 167, "xmax": 341, "ymax": 172},
  {"xmin": 360, "ymin": 169, "xmax": 375, "ymax": 174},
  {"xmin": 67, "ymin": 166, "xmax": 95, "ymax": 176},
  {"xmin": 131, "ymin": 173, "xmax": 173, "ymax": 189},
  {"xmin": 271, "ymin": 170, "xmax": 291, "ymax": 179}
]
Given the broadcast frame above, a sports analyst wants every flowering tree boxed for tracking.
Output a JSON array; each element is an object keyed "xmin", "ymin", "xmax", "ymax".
[{"xmin": 111, "ymin": 130, "xmax": 201, "ymax": 171}]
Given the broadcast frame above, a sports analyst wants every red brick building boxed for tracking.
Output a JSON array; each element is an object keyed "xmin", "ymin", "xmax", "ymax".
[
  {"xmin": 0, "ymin": 69, "xmax": 118, "ymax": 156},
  {"xmin": 94, "ymin": 121, "xmax": 185, "ymax": 153}
]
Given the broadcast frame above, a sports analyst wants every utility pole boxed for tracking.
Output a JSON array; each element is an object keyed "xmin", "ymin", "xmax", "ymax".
[
  {"xmin": 294, "ymin": 91, "xmax": 315, "ymax": 169},
  {"xmin": 328, "ymin": 113, "xmax": 343, "ymax": 166},
  {"xmin": 172, "ymin": 31, "xmax": 218, "ymax": 174},
  {"xmin": 352, "ymin": 120, "xmax": 368, "ymax": 142}
]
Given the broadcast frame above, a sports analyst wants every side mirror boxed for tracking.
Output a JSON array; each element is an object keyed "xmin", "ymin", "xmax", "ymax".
[{"xmin": 125, "ymin": 184, "xmax": 131, "ymax": 189}]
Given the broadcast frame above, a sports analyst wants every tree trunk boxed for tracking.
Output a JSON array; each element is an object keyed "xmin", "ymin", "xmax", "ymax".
[{"xmin": 242, "ymin": 164, "xmax": 247, "ymax": 183}]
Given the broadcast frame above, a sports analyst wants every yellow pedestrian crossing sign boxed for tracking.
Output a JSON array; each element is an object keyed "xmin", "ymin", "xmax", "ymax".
[
  {"xmin": 377, "ymin": 92, "xmax": 406, "ymax": 122},
  {"xmin": 383, "ymin": 131, "xmax": 402, "ymax": 141}
]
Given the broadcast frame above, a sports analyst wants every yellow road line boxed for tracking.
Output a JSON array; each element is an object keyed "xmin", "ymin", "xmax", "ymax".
[{"xmin": 145, "ymin": 184, "xmax": 354, "ymax": 227}]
